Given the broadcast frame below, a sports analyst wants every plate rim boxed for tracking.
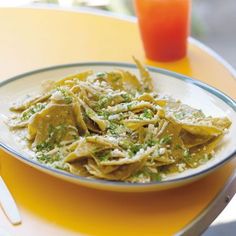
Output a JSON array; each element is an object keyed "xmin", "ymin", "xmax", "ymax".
[{"xmin": 0, "ymin": 61, "xmax": 235, "ymax": 188}]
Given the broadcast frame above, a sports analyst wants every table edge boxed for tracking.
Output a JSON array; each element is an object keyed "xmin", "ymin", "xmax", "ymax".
[
  {"xmin": 3, "ymin": 5, "xmax": 236, "ymax": 81},
  {"xmin": 176, "ymin": 167, "xmax": 236, "ymax": 235}
]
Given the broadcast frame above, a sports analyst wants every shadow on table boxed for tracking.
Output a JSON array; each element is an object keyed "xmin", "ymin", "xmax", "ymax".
[
  {"xmin": 1, "ymin": 149, "xmax": 236, "ymax": 235},
  {"xmin": 203, "ymin": 221, "xmax": 236, "ymax": 236}
]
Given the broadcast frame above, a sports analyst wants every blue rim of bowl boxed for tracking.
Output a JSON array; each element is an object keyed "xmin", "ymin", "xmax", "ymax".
[{"xmin": 0, "ymin": 62, "xmax": 235, "ymax": 188}]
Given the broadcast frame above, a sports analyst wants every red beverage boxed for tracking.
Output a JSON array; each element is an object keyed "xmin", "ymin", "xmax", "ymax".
[{"xmin": 135, "ymin": 0, "xmax": 191, "ymax": 62}]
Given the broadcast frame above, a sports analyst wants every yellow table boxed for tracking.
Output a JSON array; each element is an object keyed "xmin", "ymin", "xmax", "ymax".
[{"xmin": 0, "ymin": 7, "xmax": 235, "ymax": 236}]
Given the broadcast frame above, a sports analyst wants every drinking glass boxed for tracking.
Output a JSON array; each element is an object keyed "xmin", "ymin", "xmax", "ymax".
[{"xmin": 135, "ymin": 0, "xmax": 191, "ymax": 62}]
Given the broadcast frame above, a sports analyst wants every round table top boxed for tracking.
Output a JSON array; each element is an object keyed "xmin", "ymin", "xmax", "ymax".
[{"xmin": 0, "ymin": 7, "xmax": 235, "ymax": 236}]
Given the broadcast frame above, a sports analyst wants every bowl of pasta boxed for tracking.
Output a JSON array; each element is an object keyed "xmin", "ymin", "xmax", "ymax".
[{"xmin": 0, "ymin": 59, "xmax": 235, "ymax": 191}]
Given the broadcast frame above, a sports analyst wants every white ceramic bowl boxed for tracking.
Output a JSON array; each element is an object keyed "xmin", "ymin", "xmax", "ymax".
[{"xmin": 0, "ymin": 62, "xmax": 235, "ymax": 192}]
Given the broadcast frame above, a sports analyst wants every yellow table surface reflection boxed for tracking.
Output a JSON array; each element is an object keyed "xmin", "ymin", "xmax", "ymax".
[{"xmin": 0, "ymin": 7, "xmax": 235, "ymax": 236}]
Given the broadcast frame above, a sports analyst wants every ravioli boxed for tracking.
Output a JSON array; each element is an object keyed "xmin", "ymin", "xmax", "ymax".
[
  {"xmin": 8, "ymin": 58, "xmax": 232, "ymax": 183},
  {"xmin": 28, "ymin": 104, "xmax": 79, "ymax": 149}
]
